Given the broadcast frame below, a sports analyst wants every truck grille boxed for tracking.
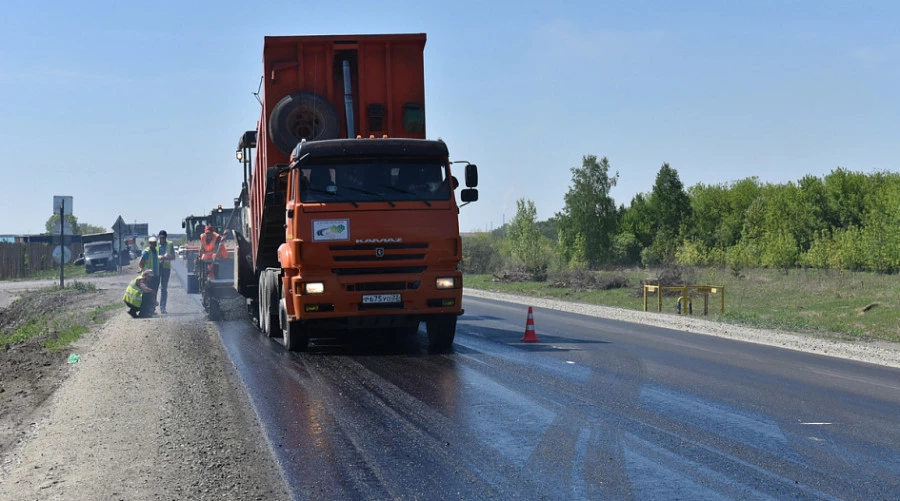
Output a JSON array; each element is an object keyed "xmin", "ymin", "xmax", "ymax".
[
  {"xmin": 329, "ymin": 242, "xmax": 429, "ymax": 276},
  {"xmin": 345, "ymin": 281, "xmax": 420, "ymax": 292},
  {"xmin": 332, "ymin": 266, "xmax": 426, "ymax": 276},
  {"xmin": 333, "ymin": 254, "xmax": 425, "ymax": 262}
]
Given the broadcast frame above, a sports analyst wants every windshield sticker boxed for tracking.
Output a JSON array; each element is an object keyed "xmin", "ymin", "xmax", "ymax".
[{"xmin": 312, "ymin": 219, "xmax": 349, "ymax": 241}]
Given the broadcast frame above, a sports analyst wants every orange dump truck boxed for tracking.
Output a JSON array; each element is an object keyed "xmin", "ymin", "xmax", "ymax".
[{"xmin": 233, "ymin": 33, "xmax": 478, "ymax": 352}]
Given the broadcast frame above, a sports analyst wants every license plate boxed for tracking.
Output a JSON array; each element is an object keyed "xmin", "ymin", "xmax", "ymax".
[{"xmin": 362, "ymin": 293, "xmax": 401, "ymax": 304}]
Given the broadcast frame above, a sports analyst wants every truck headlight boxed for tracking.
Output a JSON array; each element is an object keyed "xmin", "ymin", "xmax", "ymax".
[
  {"xmin": 303, "ymin": 282, "xmax": 325, "ymax": 294},
  {"xmin": 435, "ymin": 277, "xmax": 455, "ymax": 289}
]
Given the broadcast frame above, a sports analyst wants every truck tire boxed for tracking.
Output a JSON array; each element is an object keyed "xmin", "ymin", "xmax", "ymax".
[
  {"xmin": 269, "ymin": 92, "xmax": 340, "ymax": 155},
  {"xmin": 264, "ymin": 270, "xmax": 281, "ymax": 337},
  {"xmin": 258, "ymin": 273, "xmax": 273, "ymax": 337},
  {"xmin": 280, "ymin": 299, "xmax": 309, "ymax": 352},
  {"xmin": 426, "ymin": 314, "xmax": 456, "ymax": 353}
]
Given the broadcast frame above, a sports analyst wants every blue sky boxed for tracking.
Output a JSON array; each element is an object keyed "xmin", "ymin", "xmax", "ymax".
[{"xmin": 1, "ymin": 0, "xmax": 897, "ymax": 236}]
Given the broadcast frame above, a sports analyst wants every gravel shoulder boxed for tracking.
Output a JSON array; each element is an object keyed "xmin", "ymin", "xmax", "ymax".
[{"xmin": 0, "ymin": 267, "xmax": 289, "ymax": 501}]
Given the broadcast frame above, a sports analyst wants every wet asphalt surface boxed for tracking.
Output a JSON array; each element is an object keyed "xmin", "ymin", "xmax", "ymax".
[{"xmin": 174, "ymin": 262, "xmax": 900, "ymax": 500}]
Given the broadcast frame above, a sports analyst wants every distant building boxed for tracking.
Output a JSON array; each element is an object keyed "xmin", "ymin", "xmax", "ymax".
[{"xmin": 0, "ymin": 235, "xmax": 16, "ymax": 244}]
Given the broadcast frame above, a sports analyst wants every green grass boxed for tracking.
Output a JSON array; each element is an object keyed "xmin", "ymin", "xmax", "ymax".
[
  {"xmin": 0, "ymin": 317, "xmax": 47, "ymax": 350},
  {"xmin": 464, "ymin": 267, "xmax": 900, "ymax": 343},
  {"xmin": 89, "ymin": 303, "xmax": 121, "ymax": 323},
  {"xmin": 2, "ymin": 263, "xmax": 89, "ymax": 282},
  {"xmin": 43, "ymin": 322, "xmax": 90, "ymax": 352},
  {"xmin": 41, "ymin": 301, "xmax": 120, "ymax": 351},
  {"xmin": 0, "ymin": 282, "xmax": 120, "ymax": 351}
]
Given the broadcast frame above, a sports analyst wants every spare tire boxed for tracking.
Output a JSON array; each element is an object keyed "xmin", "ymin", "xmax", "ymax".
[{"xmin": 269, "ymin": 92, "xmax": 341, "ymax": 155}]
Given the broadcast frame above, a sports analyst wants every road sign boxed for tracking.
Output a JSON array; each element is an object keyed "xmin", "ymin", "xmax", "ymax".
[
  {"xmin": 53, "ymin": 196, "xmax": 73, "ymax": 215},
  {"xmin": 113, "ymin": 216, "xmax": 127, "ymax": 234},
  {"xmin": 126, "ymin": 223, "xmax": 149, "ymax": 237},
  {"xmin": 52, "ymin": 245, "xmax": 72, "ymax": 264}
]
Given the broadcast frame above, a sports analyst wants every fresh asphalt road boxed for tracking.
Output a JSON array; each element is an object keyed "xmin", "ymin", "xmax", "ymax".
[{"xmin": 174, "ymin": 262, "xmax": 900, "ymax": 500}]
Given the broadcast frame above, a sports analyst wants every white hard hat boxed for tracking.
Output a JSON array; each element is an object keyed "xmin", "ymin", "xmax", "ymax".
[
  {"xmin": 142, "ymin": 269, "xmax": 154, "ymax": 276},
  {"xmin": 148, "ymin": 236, "xmax": 158, "ymax": 243}
]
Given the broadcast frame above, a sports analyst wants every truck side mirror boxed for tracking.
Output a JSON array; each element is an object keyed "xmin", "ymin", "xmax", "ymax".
[
  {"xmin": 460, "ymin": 189, "xmax": 478, "ymax": 203},
  {"xmin": 465, "ymin": 164, "xmax": 478, "ymax": 188}
]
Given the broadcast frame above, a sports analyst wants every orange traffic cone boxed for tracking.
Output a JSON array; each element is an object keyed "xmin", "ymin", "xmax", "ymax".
[{"xmin": 522, "ymin": 306, "xmax": 540, "ymax": 342}]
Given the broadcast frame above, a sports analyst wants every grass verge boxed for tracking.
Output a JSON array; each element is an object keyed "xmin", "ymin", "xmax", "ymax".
[
  {"xmin": 0, "ymin": 284, "xmax": 120, "ymax": 351},
  {"xmin": 464, "ymin": 267, "xmax": 900, "ymax": 343}
]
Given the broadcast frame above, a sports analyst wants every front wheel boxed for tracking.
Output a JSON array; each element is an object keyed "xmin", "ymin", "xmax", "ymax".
[
  {"xmin": 265, "ymin": 270, "xmax": 281, "ymax": 336},
  {"xmin": 280, "ymin": 299, "xmax": 309, "ymax": 352},
  {"xmin": 426, "ymin": 315, "xmax": 457, "ymax": 353}
]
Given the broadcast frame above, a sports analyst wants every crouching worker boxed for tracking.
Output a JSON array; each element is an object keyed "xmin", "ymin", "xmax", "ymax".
[{"xmin": 124, "ymin": 269, "xmax": 157, "ymax": 318}]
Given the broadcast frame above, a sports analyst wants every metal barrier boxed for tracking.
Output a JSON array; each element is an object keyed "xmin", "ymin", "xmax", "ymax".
[{"xmin": 643, "ymin": 285, "xmax": 725, "ymax": 315}]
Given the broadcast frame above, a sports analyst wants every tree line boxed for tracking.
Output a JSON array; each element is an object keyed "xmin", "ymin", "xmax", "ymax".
[
  {"xmin": 43, "ymin": 214, "xmax": 107, "ymax": 235},
  {"xmin": 462, "ymin": 155, "xmax": 900, "ymax": 277}
]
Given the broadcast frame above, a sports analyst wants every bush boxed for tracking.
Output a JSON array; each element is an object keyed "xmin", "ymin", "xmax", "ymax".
[{"xmin": 462, "ymin": 234, "xmax": 504, "ymax": 274}]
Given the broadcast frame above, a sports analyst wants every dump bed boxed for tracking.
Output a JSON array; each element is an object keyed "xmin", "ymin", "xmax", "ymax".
[{"xmin": 250, "ymin": 33, "xmax": 429, "ymax": 271}]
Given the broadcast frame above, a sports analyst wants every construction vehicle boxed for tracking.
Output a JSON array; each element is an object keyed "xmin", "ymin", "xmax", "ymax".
[
  {"xmin": 181, "ymin": 213, "xmax": 208, "ymax": 293},
  {"xmin": 232, "ymin": 33, "xmax": 478, "ymax": 352},
  {"xmin": 181, "ymin": 205, "xmax": 242, "ymax": 320}
]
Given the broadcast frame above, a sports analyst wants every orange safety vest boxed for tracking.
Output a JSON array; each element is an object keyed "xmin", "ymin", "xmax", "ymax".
[{"xmin": 200, "ymin": 232, "xmax": 228, "ymax": 260}]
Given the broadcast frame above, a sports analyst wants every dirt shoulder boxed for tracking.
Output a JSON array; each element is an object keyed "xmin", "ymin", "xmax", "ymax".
[{"xmin": 0, "ymin": 266, "xmax": 288, "ymax": 500}]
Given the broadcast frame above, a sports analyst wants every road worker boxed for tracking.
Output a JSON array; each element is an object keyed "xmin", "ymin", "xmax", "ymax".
[
  {"xmin": 138, "ymin": 236, "xmax": 160, "ymax": 314},
  {"xmin": 124, "ymin": 269, "xmax": 157, "ymax": 318},
  {"xmin": 199, "ymin": 226, "xmax": 228, "ymax": 278},
  {"xmin": 156, "ymin": 230, "xmax": 175, "ymax": 315}
]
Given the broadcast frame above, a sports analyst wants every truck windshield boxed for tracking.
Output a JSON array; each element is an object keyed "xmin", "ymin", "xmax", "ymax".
[
  {"xmin": 297, "ymin": 159, "xmax": 451, "ymax": 204},
  {"xmin": 208, "ymin": 210, "xmax": 234, "ymax": 232},
  {"xmin": 84, "ymin": 243, "xmax": 112, "ymax": 254},
  {"xmin": 184, "ymin": 217, "xmax": 208, "ymax": 240}
]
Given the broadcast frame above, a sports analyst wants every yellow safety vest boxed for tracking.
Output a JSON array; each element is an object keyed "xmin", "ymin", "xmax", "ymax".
[
  {"xmin": 142, "ymin": 246, "xmax": 159, "ymax": 275},
  {"xmin": 123, "ymin": 276, "xmax": 144, "ymax": 308},
  {"xmin": 158, "ymin": 241, "xmax": 174, "ymax": 269}
]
